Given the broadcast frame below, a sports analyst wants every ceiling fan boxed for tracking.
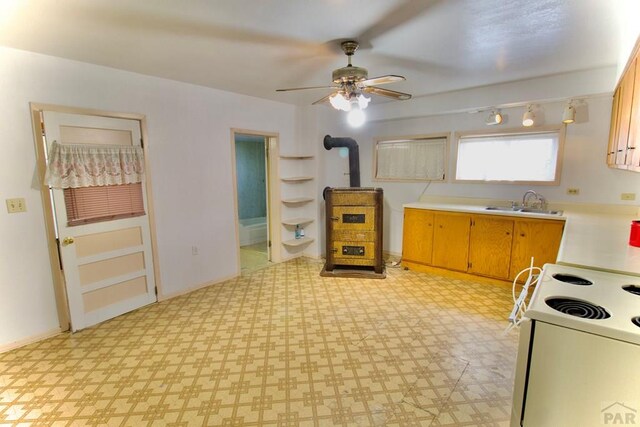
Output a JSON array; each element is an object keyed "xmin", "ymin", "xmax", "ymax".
[{"xmin": 276, "ymin": 40, "xmax": 412, "ymax": 109}]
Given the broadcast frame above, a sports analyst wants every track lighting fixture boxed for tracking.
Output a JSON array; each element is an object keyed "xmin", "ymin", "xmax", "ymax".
[
  {"xmin": 562, "ymin": 101, "xmax": 576, "ymax": 124},
  {"xmin": 485, "ymin": 110, "xmax": 503, "ymax": 126},
  {"xmin": 522, "ymin": 105, "xmax": 535, "ymax": 127}
]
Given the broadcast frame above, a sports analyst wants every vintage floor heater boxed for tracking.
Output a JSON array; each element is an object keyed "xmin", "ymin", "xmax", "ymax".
[{"xmin": 321, "ymin": 187, "xmax": 385, "ymax": 278}]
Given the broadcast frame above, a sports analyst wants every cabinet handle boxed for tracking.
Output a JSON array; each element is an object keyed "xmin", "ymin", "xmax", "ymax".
[
  {"xmin": 520, "ymin": 233, "xmax": 525, "ymax": 237},
  {"xmin": 330, "ymin": 216, "xmax": 339, "ymax": 221},
  {"xmin": 506, "ymin": 232, "xmax": 510, "ymax": 235}
]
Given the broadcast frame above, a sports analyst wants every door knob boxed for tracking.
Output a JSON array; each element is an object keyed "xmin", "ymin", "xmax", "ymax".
[{"xmin": 62, "ymin": 237, "xmax": 75, "ymax": 246}]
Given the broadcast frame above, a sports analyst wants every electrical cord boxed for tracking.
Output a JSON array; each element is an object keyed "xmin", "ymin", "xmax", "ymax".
[{"xmin": 504, "ymin": 257, "xmax": 541, "ymax": 334}]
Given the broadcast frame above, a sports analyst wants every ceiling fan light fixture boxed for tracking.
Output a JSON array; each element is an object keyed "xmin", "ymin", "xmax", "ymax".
[
  {"xmin": 562, "ymin": 101, "xmax": 576, "ymax": 124},
  {"xmin": 329, "ymin": 92, "xmax": 351, "ymax": 111},
  {"xmin": 522, "ymin": 105, "xmax": 535, "ymax": 127},
  {"xmin": 357, "ymin": 93, "xmax": 370, "ymax": 110},
  {"xmin": 347, "ymin": 105, "xmax": 366, "ymax": 127}
]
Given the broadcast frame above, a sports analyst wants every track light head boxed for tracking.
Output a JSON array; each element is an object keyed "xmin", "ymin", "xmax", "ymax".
[
  {"xmin": 522, "ymin": 105, "xmax": 535, "ymax": 127},
  {"xmin": 562, "ymin": 102, "xmax": 576, "ymax": 124},
  {"xmin": 485, "ymin": 110, "xmax": 503, "ymax": 126}
]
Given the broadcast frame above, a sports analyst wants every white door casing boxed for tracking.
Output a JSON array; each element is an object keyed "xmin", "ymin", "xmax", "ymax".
[{"xmin": 43, "ymin": 111, "xmax": 157, "ymax": 331}]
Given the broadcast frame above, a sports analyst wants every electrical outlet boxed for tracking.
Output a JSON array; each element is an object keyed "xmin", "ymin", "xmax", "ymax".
[
  {"xmin": 567, "ymin": 188, "xmax": 580, "ymax": 195},
  {"xmin": 192, "ymin": 246, "xmax": 199, "ymax": 255},
  {"xmin": 6, "ymin": 198, "xmax": 26, "ymax": 213},
  {"xmin": 621, "ymin": 193, "xmax": 636, "ymax": 201}
]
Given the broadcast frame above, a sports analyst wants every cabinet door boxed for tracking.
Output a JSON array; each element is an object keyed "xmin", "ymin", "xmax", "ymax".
[
  {"xmin": 402, "ymin": 208, "xmax": 434, "ymax": 265},
  {"xmin": 629, "ymin": 58, "xmax": 640, "ymax": 167},
  {"xmin": 616, "ymin": 61, "xmax": 637, "ymax": 165},
  {"xmin": 432, "ymin": 212, "xmax": 471, "ymax": 272},
  {"xmin": 468, "ymin": 216, "xmax": 514, "ymax": 279},
  {"xmin": 510, "ymin": 219, "xmax": 564, "ymax": 281},
  {"xmin": 607, "ymin": 87, "xmax": 621, "ymax": 166}
]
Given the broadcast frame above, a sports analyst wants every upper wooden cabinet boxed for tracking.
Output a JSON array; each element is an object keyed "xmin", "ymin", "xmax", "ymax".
[{"xmin": 608, "ymin": 43, "xmax": 640, "ymax": 171}]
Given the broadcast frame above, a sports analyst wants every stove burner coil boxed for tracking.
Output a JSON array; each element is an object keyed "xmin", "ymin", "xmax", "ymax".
[
  {"xmin": 551, "ymin": 274, "xmax": 593, "ymax": 286},
  {"xmin": 623, "ymin": 285, "xmax": 640, "ymax": 296},
  {"xmin": 545, "ymin": 297, "xmax": 610, "ymax": 320},
  {"xmin": 632, "ymin": 317, "xmax": 640, "ymax": 328}
]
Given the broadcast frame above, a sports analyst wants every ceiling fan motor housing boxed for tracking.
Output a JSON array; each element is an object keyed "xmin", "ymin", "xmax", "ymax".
[{"xmin": 332, "ymin": 66, "xmax": 368, "ymax": 84}]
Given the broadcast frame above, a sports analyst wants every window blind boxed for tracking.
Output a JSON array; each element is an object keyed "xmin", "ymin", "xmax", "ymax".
[{"xmin": 63, "ymin": 183, "xmax": 145, "ymax": 226}]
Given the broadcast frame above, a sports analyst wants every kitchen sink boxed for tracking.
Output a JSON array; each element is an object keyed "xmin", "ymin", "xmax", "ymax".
[{"xmin": 485, "ymin": 206, "xmax": 563, "ymax": 216}]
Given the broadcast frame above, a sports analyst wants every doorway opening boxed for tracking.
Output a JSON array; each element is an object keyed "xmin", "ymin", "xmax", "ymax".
[{"xmin": 232, "ymin": 131, "xmax": 279, "ymax": 273}]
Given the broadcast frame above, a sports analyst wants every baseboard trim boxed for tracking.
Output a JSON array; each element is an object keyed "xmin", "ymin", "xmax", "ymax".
[{"xmin": 0, "ymin": 327, "xmax": 64, "ymax": 354}]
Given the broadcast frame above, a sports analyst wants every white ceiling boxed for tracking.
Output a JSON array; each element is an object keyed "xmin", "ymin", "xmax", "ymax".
[{"xmin": 0, "ymin": 0, "xmax": 628, "ymax": 107}]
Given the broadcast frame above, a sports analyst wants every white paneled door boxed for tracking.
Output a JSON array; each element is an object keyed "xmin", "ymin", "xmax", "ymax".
[{"xmin": 43, "ymin": 111, "xmax": 157, "ymax": 332}]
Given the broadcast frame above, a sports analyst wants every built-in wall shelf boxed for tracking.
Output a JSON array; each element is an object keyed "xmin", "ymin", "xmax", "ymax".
[
  {"xmin": 282, "ymin": 237, "xmax": 315, "ymax": 247},
  {"xmin": 282, "ymin": 197, "xmax": 314, "ymax": 205},
  {"xmin": 280, "ymin": 155, "xmax": 314, "ymax": 160},
  {"xmin": 282, "ymin": 217, "xmax": 314, "ymax": 227},
  {"xmin": 281, "ymin": 176, "xmax": 313, "ymax": 183},
  {"xmin": 280, "ymin": 152, "xmax": 315, "ymax": 255}
]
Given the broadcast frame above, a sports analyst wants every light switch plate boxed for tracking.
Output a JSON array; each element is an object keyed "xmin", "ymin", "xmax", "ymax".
[{"xmin": 6, "ymin": 198, "xmax": 27, "ymax": 213}]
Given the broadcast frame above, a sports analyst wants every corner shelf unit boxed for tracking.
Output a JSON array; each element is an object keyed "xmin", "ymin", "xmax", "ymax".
[
  {"xmin": 281, "ymin": 217, "xmax": 314, "ymax": 227},
  {"xmin": 279, "ymin": 154, "xmax": 315, "ymax": 253},
  {"xmin": 281, "ymin": 197, "xmax": 314, "ymax": 205},
  {"xmin": 282, "ymin": 236, "xmax": 315, "ymax": 247},
  {"xmin": 281, "ymin": 176, "xmax": 313, "ymax": 183}
]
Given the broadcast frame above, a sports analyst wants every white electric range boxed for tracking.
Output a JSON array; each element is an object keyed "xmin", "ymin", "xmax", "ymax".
[{"xmin": 511, "ymin": 264, "xmax": 640, "ymax": 427}]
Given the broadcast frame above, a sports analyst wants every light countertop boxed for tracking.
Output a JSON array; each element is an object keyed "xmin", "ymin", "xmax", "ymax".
[{"xmin": 404, "ymin": 201, "xmax": 640, "ymax": 276}]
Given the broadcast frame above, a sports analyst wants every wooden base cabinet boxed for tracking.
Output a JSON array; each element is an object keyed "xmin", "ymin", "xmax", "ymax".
[
  {"xmin": 402, "ymin": 208, "xmax": 434, "ymax": 265},
  {"xmin": 402, "ymin": 208, "xmax": 565, "ymax": 282},
  {"xmin": 432, "ymin": 212, "xmax": 471, "ymax": 272},
  {"xmin": 509, "ymin": 219, "xmax": 564, "ymax": 281},
  {"xmin": 469, "ymin": 216, "xmax": 514, "ymax": 279}
]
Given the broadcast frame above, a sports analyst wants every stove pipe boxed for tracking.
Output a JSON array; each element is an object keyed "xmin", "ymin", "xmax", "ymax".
[{"xmin": 323, "ymin": 135, "xmax": 360, "ymax": 187}]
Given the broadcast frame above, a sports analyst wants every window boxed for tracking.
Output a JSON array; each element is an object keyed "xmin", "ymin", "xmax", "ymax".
[
  {"xmin": 455, "ymin": 128, "xmax": 563, "ymax": 183},
  {"xmin": 374, "ymin": 134, "xmax": 447, "ymax": 181},
  {"xmin": 64, "ymin": 183, "xmax": 145, "ymax": 226}
]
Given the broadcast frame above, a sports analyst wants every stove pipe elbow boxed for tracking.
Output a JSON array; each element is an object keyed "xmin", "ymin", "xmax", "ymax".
[{"xmin": 323, "ymin": 135, "xmax": 360, "ymax": 187}]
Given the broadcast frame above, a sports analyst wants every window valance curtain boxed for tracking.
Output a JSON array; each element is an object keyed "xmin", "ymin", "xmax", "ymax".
[{"xmin": 45, "ymin": 141, "xmax": 145, "ymax": 189}]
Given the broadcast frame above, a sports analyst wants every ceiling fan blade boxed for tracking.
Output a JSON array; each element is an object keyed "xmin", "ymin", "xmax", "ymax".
[
  {"xmin": 360, "ymin": 75, "xmax": 406, "ymax": 86},
  {"xmin": 276, "ymin": 85, "xmax": 337, "ymax": 92},
  {"xmin": 312, "ymin": 93, "xmax": 335, "ymax": 105},
  {"xmin": 363, "ymin": 86, "xmax": 412, "ymax": 100}
]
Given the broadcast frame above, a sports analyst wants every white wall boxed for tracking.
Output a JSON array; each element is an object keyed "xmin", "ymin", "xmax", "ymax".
[
  {"xmin": 316, "ymin": 70, "xmax": 640, "ymax": 256},
  {"xmin": 0, "ymin": 47, "xmax": 301, "ymax": 348}
]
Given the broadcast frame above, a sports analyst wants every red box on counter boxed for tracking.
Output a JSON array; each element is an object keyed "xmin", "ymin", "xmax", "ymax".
[{"xmin": 630, "ymin": 220, "xmax": 640, "ymax": 247}]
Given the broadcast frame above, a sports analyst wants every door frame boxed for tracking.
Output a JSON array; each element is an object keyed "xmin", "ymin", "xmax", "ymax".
[
  {"xmin": 230, "ymin": 128, "xmax": 281, "ymax": 270},
  {"xmin": 30, "ymin": 103, "xmax": 162, "ymax": 330}
]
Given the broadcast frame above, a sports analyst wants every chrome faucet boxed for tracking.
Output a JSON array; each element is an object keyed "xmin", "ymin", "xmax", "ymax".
[{"xmin": 522, "ymin": 190, "xmax": 547, "ymax": 210}]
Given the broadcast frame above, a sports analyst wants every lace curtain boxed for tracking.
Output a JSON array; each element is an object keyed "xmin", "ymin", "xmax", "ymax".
[{"xmin": 45, "ymin": 141, "xmax": 145, "ymax": 189}]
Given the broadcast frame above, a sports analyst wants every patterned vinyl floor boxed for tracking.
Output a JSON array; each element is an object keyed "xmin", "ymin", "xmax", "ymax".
[{"xmin": 0, "ymin": 258, "xmax": 519, "ymax": 426}]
